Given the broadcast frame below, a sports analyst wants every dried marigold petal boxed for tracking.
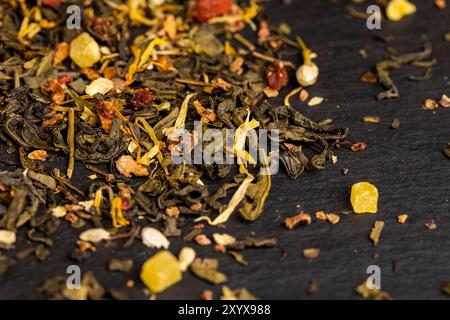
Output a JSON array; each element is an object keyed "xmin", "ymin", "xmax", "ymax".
[{"xmin": 350, "ymin": 182, "xmax": 379, "ymax": 214}]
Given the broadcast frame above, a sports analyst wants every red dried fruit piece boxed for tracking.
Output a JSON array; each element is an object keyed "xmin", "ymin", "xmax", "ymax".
[
  {"xmin": 97, "ymin": 99, "xmax": 117, "ymax": 133},
  {"xmin": 127, "ymin": 88, "xmax": 155, "ymax": 111},
  {"xmin": 41, "ymin": 0, "xmax": 61, "ymax": 8},
  {"xmin": 42, "ymin": 78, "xmax": 65, "ymax": 105},
  {"xmin": 58, "ymin": 75, "xmax": 73, "ymax": 84},
  {"xmin": 265, "ymin": 61, "xmax": 289, "ymax": 91},
  {"xmin": 192, "ymin": 0, "xmax": 233, "ymax": 23}
]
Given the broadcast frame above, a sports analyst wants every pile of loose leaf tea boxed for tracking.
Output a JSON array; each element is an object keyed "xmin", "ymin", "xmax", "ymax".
[{"xmin": 0, "ymin": 0, "xmax": 352, "ymax": 299}]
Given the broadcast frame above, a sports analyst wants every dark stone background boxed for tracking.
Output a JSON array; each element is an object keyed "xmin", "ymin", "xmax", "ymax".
[{"xmin": 0, "ymin": 0, "xmax": 449, "ymax": 299}]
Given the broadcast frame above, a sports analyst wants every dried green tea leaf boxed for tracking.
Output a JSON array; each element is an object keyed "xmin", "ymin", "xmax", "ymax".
[
  {"xmin": 108, "ymin": 259, "xmax": 134, "ymax": 273},
  {"xmin": 225, "ymin": 237, "xmax": 278, "ymax": 251},
  {"xmin": 190, "ymin": 258, "xmax": 227, "ymax": 284}
]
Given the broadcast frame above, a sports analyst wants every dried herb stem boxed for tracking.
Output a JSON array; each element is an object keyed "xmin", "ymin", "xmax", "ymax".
[{"xmin": 67, "ymin": 108, "xmax": 75, "ymax": 179}]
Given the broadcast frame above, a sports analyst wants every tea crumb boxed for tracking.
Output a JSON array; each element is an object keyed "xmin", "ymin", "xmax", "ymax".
[
  {"xmin": 369, "ymin": 221, "xmax": 384, "ymax": 246},
  {"xmin": 362, "ymin": 116, "xmax": 380, "ymax": 124},
  {"xmin": 195, "ymin": 234, "xmax": 212, "ymax": 246},
  {"xmin": 303, "ymin": 248, "xmax": 320, "ymax": 259},
  {"xmin": 422, "ymin": 99, "xmax": 439, "ymax": 110},
  {"xmin": 397, "ymin": 214, "xmax": 408, "ymax": 224},
  {"xmin": 326, "ymin": 213, "xmax": 340, "ymax": 225},
  {"xmin": 284, "ymin": 213, "xmax": 312, "ymax": 229},
  {"xmin": 390, "ymin": 118, "xmax": 400, "ymax": 129},
  {"xmin": 315, "ymin": 211, "xmax": 327, "ymax": 221},
  {"xmin": 200, "ymin": 290, "xmax": 214, "ymax": 300},
  {"xmin": 425, "ymin": 219, "xmax": 437, "ymax": 230}
]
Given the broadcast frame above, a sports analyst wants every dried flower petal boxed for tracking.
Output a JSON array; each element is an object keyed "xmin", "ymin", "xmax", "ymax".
[
  {"xmin": 141, "ymin": 227, "xmax": 170, "ymax": 249},
  {"xmin": 79, "ymin": 228, "xmax": 111, "ymax": 243}
]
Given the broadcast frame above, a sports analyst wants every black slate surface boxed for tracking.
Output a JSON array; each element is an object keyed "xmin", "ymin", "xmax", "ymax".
[{"xmin": 0, "ymin": 0, "xmax": 449, "ymax": 299}]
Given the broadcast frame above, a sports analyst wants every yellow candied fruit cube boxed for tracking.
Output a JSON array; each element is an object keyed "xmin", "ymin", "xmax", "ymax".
[
  {"xmin": 386, "ymin": 0, "xmax": 416, "ymax": 22},
  {"xmin": 140, "ymin": 250, "xmax": 182, "ymax": 294},
  {"xmin": 350, "ymin": 182, "xmax": 379, "ymax": 214},
  {"xmin": 69, "ymin": 32, "xmax": 101, "ymax": 68}
]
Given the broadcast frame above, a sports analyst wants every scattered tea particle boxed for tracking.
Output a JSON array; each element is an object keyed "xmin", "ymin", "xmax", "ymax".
[
  {"xmin": 362, "ymin": 116, "xmax": 380, "ymax": 124},
  {"xmin": 284, "ymin": 212, "xmax": 312, "ymax": 229},
  {"xmin": 115, "ymin": 155, "xmax": 149, "ymax": 178},
  {"xmin": 443, "ymin": 282, "xmax": 450, "ymax": 296},
  {"xmin": 422, "ymin": 99, "xmax": 439, "ymax": 110},
  {"xmin": 108, "ymin": 259, "xmax": 133, "ymax": 273},
  {"xmin": 308, "ymin": 96, "xmax": 324, "ymax": 107},
  {"xmin": 51, "ymin": 206, "xmax": 67, "ymax": 218},
  {"xmin": 212, "ymin": 233, "xmax": 236, "ymax": 246},
  {"xmin": 0, "ymin": 230, "xmax": 16, "ymax": 247},
  {"xmin": 351, "ymin": 142, "xmax": 367, "ymax": 152},
  {"xmin": 308, "ymin": 277, "xmax": 320, "ymax": 295},
  {"xmin": 397, "ymin": 214, "xmax": 408, "ymax": 224},
  {"xmin": 315, "ymin": 211, "xmax": 327, "ymax": 221},
  {"xmin": 263, "ymin": 86, "xmax": 279, "ymax": 98},
  {"xmin": 178, "ymin": 247, "xmax": 196, "ymax": 272},
  {"xmin": 214, "ymin": 244, "xmax": 226, "ymax": 253},
  {"xmin": 195, "ymin": 234, "xmax": 212, "ymax": 246},
  {"xmin": 140, "ymin": 251, "xmax": 182, "ymax": 294},
  {"xmin": 79, "ymin": 228, "xmax": 110, "ymax": 243},
  {"xmin": 326, "ymin": 213, "xmax": 340, "ymax": 225},
  {"xmin": 370, "ymin": 221, "xmax": 384, "ymax": 246},
  {"xmin": 303, "ymin": 248, "xmax": 320, "ymax": 259},
  {"xmin": 126, "ymin": 280, "xmax": 135, "ymax": 288},
  {"xmin": 435, "ymin": 0, "xmax": 446, "ymax": 9},
  {"xmin": 229, "ymin": 251, "xmax": 248, "ymax": 265},
  {"xmin": 425, "ymin": 219, "xmax": 437, "ymax": 230},
  {"xmin": 200, "ymin": 290, "xmax": 214, "ymax": 300},
  {"xmin": 190, "ymin": 258, "xmax": 227, "ymax": 284},
  {"xmin": 386, "ymin": 0, "xmax": 416, "ymax": 22},
  {"xmin": 445, "ymin": 32, "xmax": 450, "ymax": 41},
  {"xmin": 141, "ymin": 227, "xmax": 170, "ymax": 249},
  {"xmin": 443, "ymin": 143, "xmax": 450, "ymax": 159},
  {"xmin": 355, "ymin": 279, "xmax": 390, "ymax": 300},
  {"xmin": 439, "ymin": 94, "xmax": 450, "ymax": 108},
  {"xmin": 351, "ymin": 182, "xmax": 379, "ymax": 214},
  {"xmin": 221, "ymin": 286, "xmax": 257, "ymax": 300},
  {"xmin": 331, "ymin": 155, "xmax": 338, "ymax": 164},
  {"xmin": 360, "ymin": 71, "xmax": 377, "ymax": 83},
  {"xmin": 299, "ymin": 89, "xmax": 309, "ymax": 102},
  {"xmin": 390, "ymin": 118, "xmax": 400, "ymax": 129},
  {"xmin": 27, "ymin": 150, "xmax": 48, "ymax": 161},
  {"xmin": 342, "ymin": 168, "xmax": 350, "ymax": 176},
  {"xmin": 359, "ymin": 48, "xmax": 368, "ymax": 59},
  {"xmin": 166, "ymin": 206, "xmax": 180, "ymax": 219}
]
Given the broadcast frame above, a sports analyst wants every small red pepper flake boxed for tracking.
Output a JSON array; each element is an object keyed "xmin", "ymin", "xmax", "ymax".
[
  {"xmin": 265, "ymin": 61, "xmax": 289, "ymax": 91},
  {"xmin": 351, "ymin": 142, "xmax": 367, "ymax": 152},
  {"xmin": 192, "ymin": 0, "xmax": 234, "ymax": 23}
]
